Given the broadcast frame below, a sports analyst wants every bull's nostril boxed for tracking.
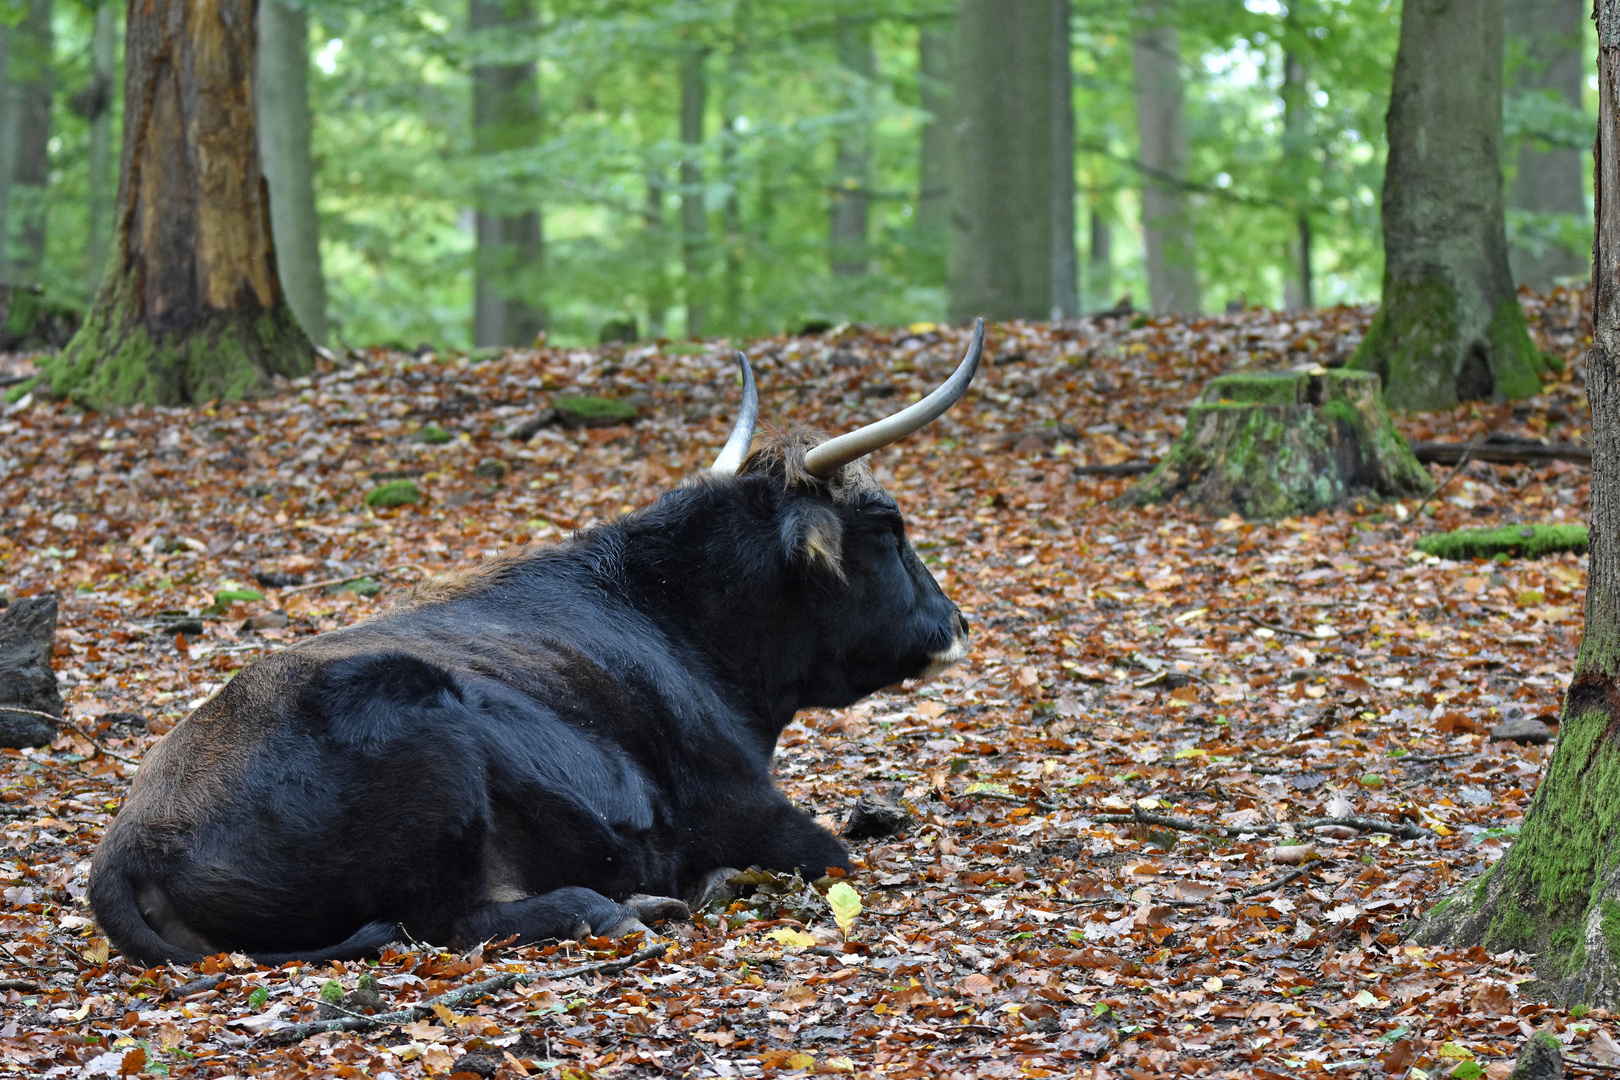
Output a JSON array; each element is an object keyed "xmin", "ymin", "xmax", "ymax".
[{"xmin": 957, "ymin": 613, "xmax": 970, "ymax": 635}]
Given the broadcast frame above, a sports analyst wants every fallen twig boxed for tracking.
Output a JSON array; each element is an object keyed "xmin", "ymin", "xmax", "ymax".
[
  {"xmin": 260, "ymin": 942, "xmax": 666, "ymax": 1045},
  {"xmin": 1411, "ymin": 439, "xmax": 1590, "ymax": 467},
  {"xmin": 1565, "ymin": 1059, "xmax": 1620, "ymax": 1073},
  {"xmin": 62, "ymin": 719, "xmax": 141, "ymax": 767},
  {"xmin": 1090, "ymin": 807, "xmax": 1431, "ymax": 841},
  {"xmin": 279, "ymin": 573, "xmax": 381, "ymax": 596},
  {"xmin": 1240, "ymin": 866, "xmax": 1316, "ymax": 898},
  {"xmin": 1247, "ymin": 617, "xmax": 1333, "ymax": 640},
  {"xmin": 162, "ymin": 974, "xmax": 225, "ymax": 1001},
  {"xmin": 1414, "ymin": 448, "xmax": 1472, "ymax": 519},
  {"xmin": 1396, "ymin": 751, "xmax": 1472, "ymax": 765},
  {"xmin": 0, "ymin": 978, "xmax": 39, "ymax": 991}
]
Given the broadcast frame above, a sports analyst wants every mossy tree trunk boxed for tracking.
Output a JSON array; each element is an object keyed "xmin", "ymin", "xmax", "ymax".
[
  {"xmin": 1125, "ymin": 369, "xmax": 1430, "ymax": 519},
  {"xmin": 1348, "ymin": 0, "xmax": 1549, "ymax": 411},
  {"xmin": 44, "ymin": 0, "xmax": 310, "ymax": 407},
  {"xmin": 1411, "ymin": 1, "xmax": 1620, "ymax": 1004}
]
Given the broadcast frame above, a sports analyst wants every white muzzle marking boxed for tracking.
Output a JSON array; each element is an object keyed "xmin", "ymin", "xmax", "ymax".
[{"xmin": 918, "ymin": 629, "xmax": 970, "ymax": 680}]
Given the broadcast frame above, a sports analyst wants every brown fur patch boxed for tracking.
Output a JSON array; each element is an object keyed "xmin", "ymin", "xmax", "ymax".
[
  {"xmin": 736, "ymin": 425, "xmax": 884, "ymax": 502},
  {"xmin": 401, "ymin": 546, "xmax": 539, "ymax": 607}
]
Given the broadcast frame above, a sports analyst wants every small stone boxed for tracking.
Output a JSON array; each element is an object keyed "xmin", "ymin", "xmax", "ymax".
[
  {"xmin": 347, "ymin": 973, "xmax": 383, "ymax": 1013},
  {"xmin": 448, "ymin": 1053, "xmax": 500, "ymax": 1078},
  {"xmin": 242, "ymin": 610, "xmax": 290, "ymax": 632},
  {"xmin": 1507, "ymin": 1030, "xmax": 1564, "ymax": 1080},
  {"xmin": 1490, "ymin": 717, "xmax": 1552, "ymax": 745},
  {"xmin": 508, "ymin": 409, "xmax": 558, "ymax": 440},
  {"xmin": 0, "ymin": 595, "xmax": 62, "ymax": 748},
  {"xmin": 473, "ymin": 458, "xmax": 508, "ymax": 480},
  {"xmin": 99, "ymin": 711, "xmax": 147, "ymax": 728},
  {"xmin": 843, "ymin": 795, "xmax": 910, "ymax": 841}
]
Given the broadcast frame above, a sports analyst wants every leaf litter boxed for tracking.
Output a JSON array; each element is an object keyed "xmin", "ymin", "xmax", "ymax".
[{"xmin": 0, "ymin": 286, "xmax": 1604, "ymax": 1078}]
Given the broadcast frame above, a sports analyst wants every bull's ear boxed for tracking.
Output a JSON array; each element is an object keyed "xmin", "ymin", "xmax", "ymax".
[{"xmin": 780, "ymin": 501, "xmax": 845, "ymax": 579}]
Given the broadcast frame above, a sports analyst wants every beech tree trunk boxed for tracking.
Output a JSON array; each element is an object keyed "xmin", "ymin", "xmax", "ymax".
[
  {"xmin": 830, "ymin": 16, "xmax": 873, "ymax": 278},
  {"xmin": 471, "ymin": 0, "xmax": 544, "ymax": 348},
  {"xmin": 1282, "ymin": 49, "xmax": 1313, "ymax": 312},
  {"xmin": 1050, "ymin": 0, "xmax": 1078, "ymax": 320},
  {"xmin": 680, "ymin": 44, "xmax": 708, "ymax": 338},
  {"xmin": 1412, "ymin": 0, "xmax": 1620, "ymax": 1004},
  {"xmin": 43, "ymin": 0, "xmax": 311, "ymax": 407},
  {"xmin": 1347, "ymin": 0, "xmax": 1548, "ymax": 411},
  {"xmin": 0, "ymin": 0, "xmax": 51, "ymax": 287},
  {"xmin": 916, "ymin": 18, "xmax": 952, "ymax": 240},
  {"xmin": 1504, "ymin": 0, "xmax": 1589, "ymax": 290},
  {"xmin": 1087, "ymin": 206, "xmax": 1113, "ymax": 311},
  {"xmin": 85, "ymin": 1, "xmax": 116, "ymax": 292},
  {"xmin": 948, "ymin": 0, "xmax": 1054, "ymax": 323},
  {"xmin": 258, "ymin": 0, "xmax": 327, "ymax": 345},
  {"xmin": 1132, "ymin": 5, "xmax": 1199, "ymax": 314}
]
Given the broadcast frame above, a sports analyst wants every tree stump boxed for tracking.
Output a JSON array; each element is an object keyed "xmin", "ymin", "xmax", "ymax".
[
  {"xmin": 0, "ymin": 595, "xmax": 62, "ymax": 748},
  {"xmin": 1124, "ymin": 368, "xmax": 1431, "ymax": 519}
]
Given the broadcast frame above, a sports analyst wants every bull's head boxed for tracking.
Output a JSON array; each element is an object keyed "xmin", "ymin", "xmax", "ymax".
[{"xmin": 692, "ymin": 319, "xmax": 984, "ymax": 707}]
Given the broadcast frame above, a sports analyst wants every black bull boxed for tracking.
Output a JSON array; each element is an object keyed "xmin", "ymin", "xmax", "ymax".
[{"xmin": 90, "ymin": 326, "xmax": 983, "ymax": 966}]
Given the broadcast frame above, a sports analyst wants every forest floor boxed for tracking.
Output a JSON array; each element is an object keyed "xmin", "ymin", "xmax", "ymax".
[{"xmin": 0, "ymin": 287, "xmax": 1601, "ymax": 1080}]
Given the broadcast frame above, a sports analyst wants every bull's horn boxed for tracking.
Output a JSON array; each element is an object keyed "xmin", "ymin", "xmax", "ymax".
[
  {"xmin": 709, "ymin": 352, "xmax": 759, "ymax": 475},
  {"xmin": 803, "ymin": 317, "xmax": 984, "ymax": 478}
]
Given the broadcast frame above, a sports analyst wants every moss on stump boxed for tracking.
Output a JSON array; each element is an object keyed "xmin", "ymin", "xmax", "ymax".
[
  {"xmin": 1416, "ymin": 524, "xmax": 1588, "ymax": 561},
  {"xmin": 1124, "ymin": 368, "xmax": 1431, "ymax": 519},
  {"xmin": 554, "ymin": 395, "xmax": 639, "ymax": 427}
]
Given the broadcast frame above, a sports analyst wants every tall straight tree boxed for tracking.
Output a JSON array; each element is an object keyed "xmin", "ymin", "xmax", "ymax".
[
  {"xmin": 1504, "ymin": 0, "xmax": 1588, "ymax": 289},
  {"xmin": 0, "ymin": 0, "xmax": 52, "ymax": 286},
  {"xmin": 1348, "ymin": 0, "xmax": 1547, "ymax": 410},
  {"xmin": 84, "ymin": 1, "xmax": 116, "ymax": 291},
  {"xmin": 948, "ymin": 0, "xmax": 1054, "ymax": 323},
  {"xmin": 1281, "ymin": 48, "xmax": 1313, "ymax": 311},
  {"xmin": 915, "ymin": 17, "xmax": 952, "ymax": 240},
  {"xmin": 1417, "ymin": 0, "xmax": 1620, "ymax": 1002},
  {"xmin": 471, "ymin": 0, "xmax": 545, "ymax": 348},
  {"xmin": 43, "ymin": 0, "xmax": 310, "ymax": 406},
  {"xmin": 259, "ymin": 0, "xmax": 328, "ymax": 344},
  {"xmin": 679, "ymin": 42, "xmax": 708, "ymax": 338},
  {"xmin": 1131, "ymin": 2, "xmax": 1198, "ymax": 314},
  {"xmin": 1050, "ymin": 0, "xmax": 1078, "ymax": 319},
  {"xmin": 829, "ymin": 15, "xmax": 874, "ymax": 278}
]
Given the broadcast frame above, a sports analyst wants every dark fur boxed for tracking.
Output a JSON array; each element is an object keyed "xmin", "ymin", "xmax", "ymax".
[{"xmin": 90, "ymin": 431, "xmax": 968, "ymax": 966}]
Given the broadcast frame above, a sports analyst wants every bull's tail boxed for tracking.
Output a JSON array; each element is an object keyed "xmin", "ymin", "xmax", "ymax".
[{"xmin": 90, "ymin": 865, "xmax": 400, "ymax": 968}]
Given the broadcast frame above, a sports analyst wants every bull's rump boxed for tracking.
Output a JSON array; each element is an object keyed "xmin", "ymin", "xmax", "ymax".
[{"xmin": 94, "ymin": 626, "xmax": 723, "ymax": 954}]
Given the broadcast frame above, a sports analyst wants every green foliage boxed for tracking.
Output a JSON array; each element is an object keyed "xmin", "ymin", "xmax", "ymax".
[
  {"xmin": 365, "ymin": 479, "xmax": 422, "ymax": 507},
  {"xmin": 22, "ymin": 0, "xmax": 1595, "ymax": 344},
  {"xmin": 1415, "ymin": 524, "xmax": 1589, "ymax": 561}
]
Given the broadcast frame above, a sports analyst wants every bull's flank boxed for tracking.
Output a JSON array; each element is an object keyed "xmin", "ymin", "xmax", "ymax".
[{"xmin": 88, "ymin": 326, "xmax": 983, "ymax": 966}]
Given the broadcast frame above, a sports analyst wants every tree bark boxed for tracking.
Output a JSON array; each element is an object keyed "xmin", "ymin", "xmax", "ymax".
[
  {"xmin": 258, "ymin": 0, "xmax": 327, "ymax": 345},
  {"xmin": 1348, "ymin": 0, "xmax": 1548, "ymax": 410},
  {"xmin": 1411, "ymin": 0, "xmax": 1620, "ymax": 1005},
  {"xmin": 85, "ymin": 1, "xmax": 116, "ymax": 293},
  {"xmin": 1087, "ymin": 205, "xmax": 1112, "ymax": 311},
  {"xmin": 1505, "ymin": 0, "xmax": 1589, "ymax": 290},
  {"xmin": 1282, "ymin": 50, "xmax": 1313, "ymax": 312},
  {"xmin": 42, "ymin": 0, "xmax": 311, "ymax": 407},
  {"xmin": 948, "ymin": 0, "xmax": 1054, "ymax": 323},
  {"xmin": 1132, "ymin": 6, "xmax": 1198, "ymax": 314},
  {"xmin": 1050, "ymin": 0, "xmax": 1078, "ymax": 320},
  {"xmin": 0, "ymin": 0, "xmax": 51, "ymax": 287},
  {"xmin": 680, "ymin": 43, "xmax": 708, "ymax": 338},
  {"xmin": 643, "ymin": 170, "xmax": 670, "ymax": 338},
  {"xmin": 916, "ymin": 18, "xmax": 952, "ymax": 239},
  {"xmin": 830, "ymin": 16, "xmax": 873, "ymax": 278},
  {"xmin": 471, "ymin": 0, "xmax": 544, "ymax": 349}
]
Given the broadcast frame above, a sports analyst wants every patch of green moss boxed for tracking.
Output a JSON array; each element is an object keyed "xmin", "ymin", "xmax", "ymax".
[
  {"xmin": 1202, "ymin": 371, "xmax": 1307, "ymax": 406},
  {"xmin": 365, "ymin": 480, "xmax": 421, "ymax": 508},
  {"xmin": 1486, "ymin": 296, "xmax": 1552, "ymax": 400},
  {"xmin": 1599, "ymin": 899, "xmax": 1620, "ymax": 965},
  {"xmin": 4, "ymin": 376, "xmax": 37, "ymax": 403},
  {"xmin": 419, "ymin": 423, "xmax": 453, "ymax": 445},
  {"xmin": 1487, "ymin": 902, "xmax": 1536, "ymax": 950},
  {"xmin": 555, "ymin": 395, "xmax": 639, "ymax": 424},
  {"xmin": 1415, "ymin": 523, "xmax": 1587, "ymax": 561}
]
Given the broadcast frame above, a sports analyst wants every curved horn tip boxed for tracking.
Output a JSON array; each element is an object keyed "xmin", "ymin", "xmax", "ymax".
[{"xmin": 708, "ymin": 352, "xmax": 760, "ymax": 475}]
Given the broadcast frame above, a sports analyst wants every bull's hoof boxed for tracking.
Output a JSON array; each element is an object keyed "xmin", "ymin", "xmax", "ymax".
[
  {"xmin": 686, "ymin": 867, "xmax": 742, "ymax": 911},
  {"xmin": 625, "ymin": 894, "xmax": 690, "ymax": 924},
  {"xmin": 601, "ymin": 917, "xmax": 650, "ymax": 939}
]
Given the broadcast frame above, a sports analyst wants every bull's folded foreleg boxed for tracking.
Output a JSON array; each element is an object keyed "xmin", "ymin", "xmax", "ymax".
[
  {"xmin": 451, "ymin": 886, "xmax": 688, "ymax": 947},
  {"xmin": 746, "ymin": 799, "xmax": 852, "ymax": 880}
]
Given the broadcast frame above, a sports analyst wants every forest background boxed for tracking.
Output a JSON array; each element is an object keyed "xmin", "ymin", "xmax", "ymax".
[{"xmin": 0, "ymin": 0, "xmax": 1596, "ymax": 354}]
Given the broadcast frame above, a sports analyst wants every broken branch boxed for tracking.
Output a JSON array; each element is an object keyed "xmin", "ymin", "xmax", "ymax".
[
  {"xmin": 1090, "ymin": 807, "xmax": 1430, "ymax": 841},
  {"xmin": 261, "ymin": 942, "xmax": 667, "ymax": 1045}
]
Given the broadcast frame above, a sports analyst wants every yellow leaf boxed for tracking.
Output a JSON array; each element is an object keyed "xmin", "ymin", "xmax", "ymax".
[
  {"xmin": 826, "ymin": 1057, "xmax": 856, "ymax": 1073},
  {"xmin": 766, "ymin": 928, "xmax": 818, "ymax": 949},
  {"xmin": 908, "ymin": 321, "xmax": 938, "ymax": 334},
  {"xmin": 1438, "ymin": 1042, "xmax": 1474, "ymax": 1060},
  {"xmin": 963, "ymin": 781, "xmax": 1017, "ymax": 801},
  {"xmin": 1174, "ymin": 747, "xmax": 1207, "ymax": 759},
  {"xmin": 785, "ymin": 1053, "xmax": 816, "ymax": 1070},
  {"xmin": 1173, "ymin": 607, "xmax": 1206, "ymax": 624},
  {"xmin": 827, "ymin": 881, "xmax": 862, "ymax": 935},
  {"xmin": 430, "ymin": 1002, "xmax": 461, "ymax": 1027}
]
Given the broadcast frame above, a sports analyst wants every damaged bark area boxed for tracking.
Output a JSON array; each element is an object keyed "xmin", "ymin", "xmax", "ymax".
[
  {"xmin": 42, "ymin": 0, "xmax": 310, "ymax": 407},
  {"xmin": 1121, "ymin": 367, "xmax": 1430, "ymax": 519},
  {"xmin": 1415, "ymin": 14, "xmax": 1620, "ymax": 998}
]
